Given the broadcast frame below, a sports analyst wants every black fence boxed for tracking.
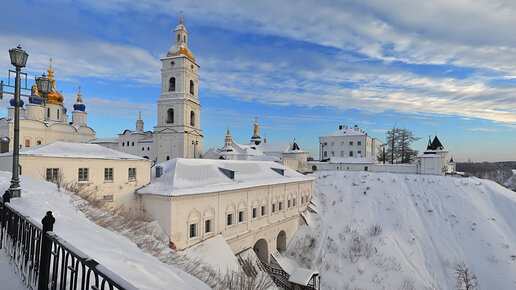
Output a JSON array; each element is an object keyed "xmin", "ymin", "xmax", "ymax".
[{"xmin": 0, "ymin": 195, "xmax": 137, "ymax": 290}]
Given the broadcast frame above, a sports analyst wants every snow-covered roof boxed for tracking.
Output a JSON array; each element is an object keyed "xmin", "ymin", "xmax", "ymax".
[
  {"xmin": 256, "ymin": 142, "xmax": 290, "ymax": 153},
  {"xmin": 420, "ymin": 154, "xmax": 444, "ymax": 158},
  {"xmin": 321, "ymin": 128, "xmax": 366, "ymax": 137},
  {"xmin": 329, "ymin": 157, "xmax": 375, "ymax": 164},
  {"xmin": 289, "ymin": 268, "xmax": 319, "ymax": 286},
  {"xmin": 0, "ymin": 141, "xmax": 147, "ymax": 161},
  {"xmin": 137, "ymin": 158, "xmax": 314, "ymax": 197},
  {"xmin": 89, "ymin": 138, "xmax": 118, "ymax": 144}
]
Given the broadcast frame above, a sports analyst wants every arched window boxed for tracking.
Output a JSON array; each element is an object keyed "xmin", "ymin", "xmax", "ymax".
[
  {"xmin": 57, "ymin": 109, "xmax": 60, "ymax": 119},
  {"xmin": 167, "ymin": 108, "xmax": 174, "ymax": 123},
  {"xmin": 190, "ymin": 111, "xmax": 195, "ymax": 126},
  {"xmin": 189, "ymin": 80, "xmax": 194, "ymax": 95},
  {"xmin": 169, "ymin": 77, "xmax": 175, "ymax": 92},
  {"xmin": 166, "ymin": 156, "xmax": 170, "ymax": 160},
  {"xmin": 36, "ymin": 140, "xmax": 42, "ymax": 145},
  {"xmin": 25, "ymin": 140, "xmax": 30, "ymax": 147},
  {"xmin": 47, "ymin": 108, "xmax": 50, "ymax": 118},
  {"xmin": 184, "ymin": 36, "xmax": 186, "ymax": 42},
  {"xmin": 177, "ymin": 34, "xmax": 180, "ymax": 42},
  {"xmin": 122, "ymin": 142, "xmax": 125, "ymax": 146},
  {"xmin": 132, "ymin": 142, "xmax": 135, "ymax": 146}
]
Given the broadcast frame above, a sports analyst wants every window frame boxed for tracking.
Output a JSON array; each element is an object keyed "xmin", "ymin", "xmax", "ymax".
[
  {"xmin": 227, "ymin": 213, "xmax": 234, "ymax": 226},
  {"xmin": 128, "ymin": 167, "xmax": 137, "ymax": 182},
  {"xmin": 189, "ymin": 223, "xmax": 197, "ymax": 239},
  {"xmin": 104, "ymin": 168, "xmax": 114, "ymax": 182},
  {"xmin": 78, "ymin": 168, "xmax": 89, "ymax": 182}
]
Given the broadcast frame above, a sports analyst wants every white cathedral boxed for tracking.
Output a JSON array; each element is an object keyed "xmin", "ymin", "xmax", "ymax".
[{"xmin": 91, "ymin": 17, "xmax": 203, "ymax": 162}]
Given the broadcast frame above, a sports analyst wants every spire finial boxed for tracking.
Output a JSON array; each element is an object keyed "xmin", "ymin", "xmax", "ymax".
[
  {"xmin": 435, "ymin": 130, "xmax": 437, "ymax": 137},
  {"xmin": 227, "ymin": 125, "xmax": 230, "ymax": 136},
  {"xmin": 49, "ymin": 57, "xmax": 53, "ymax": 69},
  {"xmin": 77, "ymin": 85, "xmax": 82, "ymax": 102},
  {"xmin": 47, "ymin": 57, "xmax": 55, "ymax": 78},
  {"xmin": 139, "ymin": 111, "xmax": 142, "ymax": 120},
  {"xmin": 179, "ymin": 10, "xmax": 184, "ymax": 24}
]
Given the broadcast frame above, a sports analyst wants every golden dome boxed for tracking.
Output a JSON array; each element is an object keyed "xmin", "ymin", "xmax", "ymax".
[
  {"xmin": 37, "ymin": 58, "xmax": 63, "ymax": 106},
  {"xmin": 167, "ymin": 45, "xmax": 196, "ymax": 63},
  {"xmin": 136, "ymin": 111, "xmax": 144, "ymax": 124}
]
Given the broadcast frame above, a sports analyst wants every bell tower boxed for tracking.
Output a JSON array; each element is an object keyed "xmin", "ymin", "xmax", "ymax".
[{"xmin": 154, "ymin": 14, "xmax": 203, "ymax": 162}]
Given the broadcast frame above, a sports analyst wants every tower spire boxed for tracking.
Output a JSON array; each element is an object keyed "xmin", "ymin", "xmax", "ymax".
[{"xmin": 179, "ymin": 9, "xmax": 184, "ymax": 24}]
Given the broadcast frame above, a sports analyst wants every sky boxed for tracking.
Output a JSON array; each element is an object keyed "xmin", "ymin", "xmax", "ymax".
[{"xmin": 1, "ymin": 0, "xmax": 515, "ymax": 162}]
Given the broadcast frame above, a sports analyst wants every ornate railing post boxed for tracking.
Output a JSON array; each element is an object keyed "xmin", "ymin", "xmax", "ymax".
[{"xmin": 38, "ymin": 211, "xmax": 55, "ymax": 290}]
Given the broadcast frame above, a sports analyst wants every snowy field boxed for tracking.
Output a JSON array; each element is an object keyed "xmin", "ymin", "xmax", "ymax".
[
  {"xmin": 287, "ymin": 171, "xmax": 516, "ymax": 289},
  {"xmin": 0, "ymin": 172, "xmax": 209, "ymax": 290}
]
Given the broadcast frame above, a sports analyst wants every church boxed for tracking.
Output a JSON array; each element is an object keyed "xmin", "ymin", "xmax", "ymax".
[
  {"xmin": 0, "ymin": 62, "xmax": 95, "ymax": 153},
  {"xmin": 91, "ymin": 17, "xmax": 203, "ymax": 163}
]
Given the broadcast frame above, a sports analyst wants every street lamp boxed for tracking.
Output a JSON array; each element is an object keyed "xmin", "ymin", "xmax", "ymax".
[
  {"xmin": 7, "ymin": 45, "xmax": 29, "ymax": 198},
  {"xmin": 192, "ymin": 140, "xmax": 198, "ymax": 158},
  {"xmin": 36, "ymin": 73, "xmax": 52, "ymax": 103}
]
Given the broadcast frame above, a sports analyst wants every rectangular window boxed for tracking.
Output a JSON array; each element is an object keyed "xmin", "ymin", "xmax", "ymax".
[
  {"xmin": 349, "ymin": 151, "xmax": 353, "ymax": 157},
  {"xmin": 189, "ymin": 223, "xmax": 197, "ymax": 238},
  {"xmin": 323, "ymin": 151, "xmax": 327, "ymax": 157},
  {"xmin": 279, "ymin": 202, "xmax": 283, "ymax": 211},
  {"xmin": 293, "ymin": 198, "xmax": 296, "ymax": 206},
  {"xmin": 349, "ymin": 141, "xmax": 354, "ymax": 146},
  {"xmin": 128, "ymin": 168, "xmax": 136, "ymax": 181},
  {"xmin": 227, "ymin": 213, "xmax": 233, "ymax": 226},
  {"xmin": 357, "ymin": 141, "xmax": 362, "ymax": 146},
  {"xmin": 301, "ymin": 196, "xmax": 304, "ymax": 204},
  {"xmin": 78, "ymin": 168, "xmax": 89, "ymax": 182},
  {"xmin": 205, "ymin": 220, "xmax": 212, "ymax": 233},
  {"xmin": 238, "ymin": 211, "xmax": 244, "ymax": 223},
  {"xmin": 272, "ymin": 203, "xmax": 276, "ymax": 213},
  {"xmin": 104, "ymin": 168, "xmax": 114, "ymax": 182},
  {"xmin": 261, "ymin": 206, "xmax": 266, "ymax": 216},
  {"xmin": 46, "ymin": 168, "xmax": 59, "ymax": 183},
  {"xmin": 252, "ymin": 208, "xmax": 257, "ymax": 218},
  {"xmin": 288, "ymin": 200, "xmax": 291, "ymax": 208}
]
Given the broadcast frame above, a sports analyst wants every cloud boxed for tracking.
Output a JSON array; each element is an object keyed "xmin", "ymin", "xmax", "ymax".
[{"xmin": 468, "ymin": 127, "xmax": 498, "ymax": 132}]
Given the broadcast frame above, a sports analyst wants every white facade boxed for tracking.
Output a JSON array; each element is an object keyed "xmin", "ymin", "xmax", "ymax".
[
  {"xmin": 319, "ymin": 124, "xmax": 382, "ymax": 162},
  {"xmin": 136, "ymin": 158, "xmax": 314, "ymax": 260},
  {"xmin": 0, "ymin": 142, "xmax": 151, "ymax": 209},
  {"xmin": 91, "ymin": 18, "xmax": 203, "ymax": 163}
]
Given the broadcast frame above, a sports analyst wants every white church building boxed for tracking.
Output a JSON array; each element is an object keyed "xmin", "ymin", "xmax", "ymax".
[
  {"xmin": 91, "ymin": 17, "xmax": 203, "ymax": 163},
  {"xmin": 0, "ymin": 63, "xmax": 95, "ymax": 152}
]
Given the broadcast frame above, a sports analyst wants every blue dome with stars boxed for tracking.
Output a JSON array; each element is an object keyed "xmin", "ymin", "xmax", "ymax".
[
  {"xmin": 73, "ymin": 103, "xmax": 86, "ymax": 112},
  {"xmin": 9, "ymin": 98, "xmax": 24, "ymax": 107}
]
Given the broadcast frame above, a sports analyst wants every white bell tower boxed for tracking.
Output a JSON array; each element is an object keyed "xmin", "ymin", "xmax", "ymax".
[{"xmin": 154, "ymin": 14, "xmax": 203, "ymax": 163}]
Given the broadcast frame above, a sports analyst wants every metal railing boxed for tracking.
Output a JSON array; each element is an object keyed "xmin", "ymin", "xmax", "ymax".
[{"xmin": 1, "ymin": 197, "xmax": 137, "ymax": 290}]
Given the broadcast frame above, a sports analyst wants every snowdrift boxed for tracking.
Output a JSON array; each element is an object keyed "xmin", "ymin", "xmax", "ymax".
[{"xmin": 287, "ymin": 171, "xmax": 516, "ymax": 289}]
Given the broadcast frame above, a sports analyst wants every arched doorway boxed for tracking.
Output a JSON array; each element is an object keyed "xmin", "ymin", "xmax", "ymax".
[
  {"xmin": 277, "ymin": 230, "xmax": 286, "ymax": 253},
  {"xmin": 253, "ymin": 238, "xmax": 268, "ymax": 262}
]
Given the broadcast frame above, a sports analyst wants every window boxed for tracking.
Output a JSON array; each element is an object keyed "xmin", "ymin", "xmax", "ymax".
[
  {"xmin": 279, "ymin": 201, "xmax": 283, "ymax": 211},
  {"xmin": 184, "ymin": 35, "xmax": 186, "ymax": 42},
  {"xmin": 104, "ymin": 168, "xmax": 114, "ymax": 182},
  {"xmin": 189, "ymin": 80, "xmax": 194, "ymax": 95},
  {"xmin": 190, "ymin": 111, "xmax": 195, "ymax": 126},
  {"xmin": 349, "ymin": 151, "xmax": 353, "ymax": 157},
  {"xmin": 357, "ymin": 141, "xmax": 362, "ymax": 146},
  {"xmin": 132, "ymin": 142, "xmax": 134, "ymax": 146},
  {"xmin": 238, "ymin": 211, "xmax": 244, "ymax": 223},
  {"xmin": 46, "ymin": 168, "xmax": 59, "ymax": 183},
  {"xmin": 147, "ymin": 147, "xmax": 150, "ymax": 151},
  {"xmin": 25, "ymin": 140, "xmax": 30, "ymax": 147},
  {"xmin": 166, "ymin": 156, "xmax": 170, "ymax": 161},
  {"xmin": 288, "ymin": 200, "xmax": 291, "ymax": 208},
  {"xmin": 128, "ymin": 168, "xmax": 136, "ymax": 181},
  {"xmin": 103, "ymin": 195, "xmax": 113, "ymax": 202},
  {"xmin": 261, "ymin": 205, "xmax": 266, "ymax": 216},
  {"xmin": 189, "ymin": 223, "xmax": 197, "ymax": 238},
  {"xmin": 227, "ymin": 213, "xmax": 234, "ymax": 226},
  {"xmin": 169, "ymin": 77, "xmax": 176, "ymax": 91},
  {"xmin": 167, "ymin": 108, "xmax": 174, "ymax": 123},
  {"xmin": 364, "ymin": 166, "xmax": 369, "ymax": 171},
  {"xmin": 349, "ymin": 141, "xmax": 353, "ymax": 146},
  {"xmin": 177, "ymin": 34, "xmax": 180, "ymax": 42},
  {"xmin": 122, "ymin": 142, "xmax": 125, "ymax": 146},
  {"xmin": 142, "ymin": 147, "xmax": 144, "ymax": 151},
  {"xmin": 205, "ymin": 220, "xmax": 212, "ymax": 233},
  {"xmin": 78, "ymin": 168, "xmax": 89, "ymax": 182},
  {"xmin": 357, "ymin": 150, "xmax": 362, "ymax": 155},
  {"xmin": 301, "ymin": 196, "xmax": 304, "ymax": 204},
  {"xmin": 57, "ymin": 109, "xmax": 59, "ymax": 119},
  {"xmin": 36, "ymin": 140, "xmax": 41, "ymax": 145},
  {"xmin": 252, "ymin": 208, "xmax": 257, "ymax": 218},
  {"xmin": 323, "ymin": 151, "xmax": 327, "ymax": 157},
  {"xmin": 47, "ymin": 108, "xmax": 50, "ymax": 118},
  {"xmin": 155, "ymin": 166, "xmax": 163, "ymax": 177},
  {"xmin": 272, "ymin": 203, "xmax": 276, "ymax": 213},
  {"xmin": 293, "ymin": 198, "xmax": 296, "ymax": 206}
]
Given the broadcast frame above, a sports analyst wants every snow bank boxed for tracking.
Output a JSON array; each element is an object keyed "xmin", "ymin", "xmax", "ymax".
[
  {"xmin": 0, "ymin": 172, "xmax": 209, "ymax": 290},
  {"xmin": 287, "ymin": 171, "xmax": 516, "ymax": 289}
]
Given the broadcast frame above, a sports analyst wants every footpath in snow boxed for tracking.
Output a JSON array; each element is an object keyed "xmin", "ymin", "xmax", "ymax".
[{"xmin": 287, "ymin": 171, "xmax": 516, "ymax": 290}]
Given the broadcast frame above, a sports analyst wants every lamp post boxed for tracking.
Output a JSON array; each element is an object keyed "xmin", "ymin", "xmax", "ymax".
[
  {"xmin": 7, "ymin": 45, "xmax": 28, "ymax": 198},
  {"xmin": 192, "ymin": 140, "xmax": 198, "ymax": 158},
  {"xmin": 36, "ymin": 73, "xmax": 52, "ymax": 104}
]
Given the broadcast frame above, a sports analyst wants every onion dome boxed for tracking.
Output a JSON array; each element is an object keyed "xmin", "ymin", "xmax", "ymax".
[
  {"xmin": 9, "ymin": 98, "xmax": 24, "ymax": 107},
  {"xmin": 37, "ymin": 58, "xmax": 64, "ymax": 106},
  {"xmin": 136, "ymin": 111, "xmax": 144, "ymax": 124},
  {"xmin": 250, "ymin": 117, "xmax": 261, "ymax": 144},
  {"xmin": 167, "ymin": 16, "xmax": 196, "ymax": 62},
  {"xmin": 29, "ymin": 84, "xmax": 43, "ymax": 105},
  {"xmin": 73, "ymin": 86, "xmax": 86, "ymax": 112}
]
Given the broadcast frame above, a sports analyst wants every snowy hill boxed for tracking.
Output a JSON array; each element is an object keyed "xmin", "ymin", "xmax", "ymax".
[
  {"xmin": 287, "ymin": 171, "xmax": 516, "ymax": 289},
  {"xmin": 0, "ymin": 172, "xmax": 210, "ymax": 290}
]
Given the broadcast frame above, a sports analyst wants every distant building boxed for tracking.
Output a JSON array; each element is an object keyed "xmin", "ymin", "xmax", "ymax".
[
  {"xmin": 420, "ymin": 135, "xmax": 456, "ymax": 174},
  {"xmin": 318, "ymin": 124, "xmax": 382, "ymax": 162},
  {"xmin": 0, "ymin": 63, "xmax": 95, "ymax": 152},
  {"xmin": 203, "ymin": 121, "xmax": 308, "ymax": 172},
  {"xmin": 0, "ymin": 141, "xmax": 151, "ymax": 208},
  {"xmin": 91, "ymin": 16, "xmax": 203, "ymax": 163},
  {"xmin": 136, "ymin": 158, "xmax": 314, "ymax": 260}
]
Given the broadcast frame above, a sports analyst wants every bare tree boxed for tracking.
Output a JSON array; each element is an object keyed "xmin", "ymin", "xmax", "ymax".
[
  {"xmin": 454, "ymin": 262, "xmax": 479, "ymax": 290},
  {"xmin": 378, "ymin": 128, "xmax": 419, "ymax": 164}
]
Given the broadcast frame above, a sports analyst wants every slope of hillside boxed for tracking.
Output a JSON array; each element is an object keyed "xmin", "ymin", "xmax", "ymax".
[{"xmin": 287, "ymin": 171, "xmax": 516, "ymax": 289}]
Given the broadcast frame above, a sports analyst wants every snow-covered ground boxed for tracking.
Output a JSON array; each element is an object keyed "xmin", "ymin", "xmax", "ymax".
[
  {"xmin": 0, "ymin": 172, "xmax": 210, "ymax": 290},
  {"xmin": 287, "ymin": 171, "xmax": 516, "ymax": 289},
  {"xmin": 0, "ymin": 249, "xmax": 27, "ymax": 289}
]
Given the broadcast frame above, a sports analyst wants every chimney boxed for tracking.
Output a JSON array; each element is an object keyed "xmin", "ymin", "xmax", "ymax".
[
  {"xmin": 354, "ymin": 125, "xmax": 359, "ymax": 131},
  {"xmin": 339, "ymin": 125, "xmax": 343, "ymax": 130}
]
